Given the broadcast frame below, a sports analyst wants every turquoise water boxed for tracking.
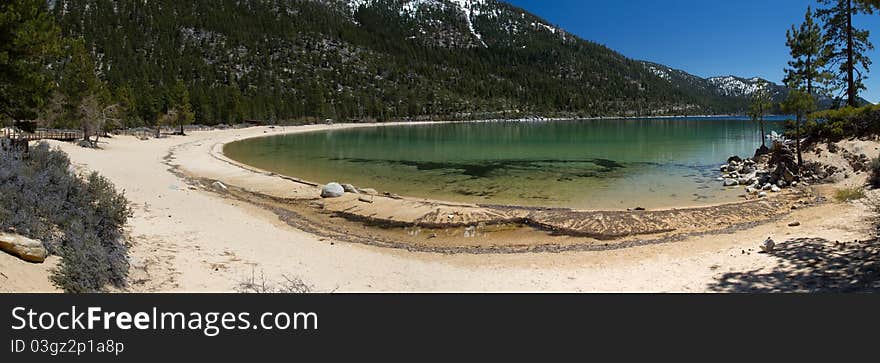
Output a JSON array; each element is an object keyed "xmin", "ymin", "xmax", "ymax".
[{"xmin": 225, "ymin": 117, "xmax": 785, "ymax": 210}]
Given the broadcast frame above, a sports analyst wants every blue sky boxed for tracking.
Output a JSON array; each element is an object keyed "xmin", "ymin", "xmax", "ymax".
[{"xmin": 505, "ymin": 0, "xmax": 880, "ymax": 102}]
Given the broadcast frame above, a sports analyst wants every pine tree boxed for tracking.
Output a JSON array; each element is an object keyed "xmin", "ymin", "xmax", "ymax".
[
  {"xmin": 0, "ymin": 0, "xmax": 61, "ymax": 123},
  {"xmin": 168, "ymin": 80, "xmax": 195, "ymax": 135},
  {"xmin": 817, "ymin": 0, "xmax": 874, "ymax": 107},
  {"xmin": 785, "ymin": 7, "xmax": 832, "ymax": 100},
  {"xmin": 782, "ymin": 89, "xmax": 815, "ymax": 170},
  {"xmin": 59, "ymin": 38, "xmax": 106, "ymax": 146}
]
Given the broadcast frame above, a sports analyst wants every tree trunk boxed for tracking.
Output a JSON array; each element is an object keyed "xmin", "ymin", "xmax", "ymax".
[
  {"xmin": 760, "ymin": 116, "xmax": 766, "ymax": 148},
  {"xmin": 847, "ymin": 0, "xmax": 857, "ymax": 107},
  {"xmin": 806, "ymin": 56, "xmax": 813, "ymax": 97},
  {"xmin": 796, "ymin": 113, "xmax": 803, "ymax": 171}
]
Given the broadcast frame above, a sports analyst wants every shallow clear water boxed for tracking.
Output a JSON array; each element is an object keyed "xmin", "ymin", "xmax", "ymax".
[{"xmin": 225, "ymin": 117, "xmax": 785, "ymax": 210}]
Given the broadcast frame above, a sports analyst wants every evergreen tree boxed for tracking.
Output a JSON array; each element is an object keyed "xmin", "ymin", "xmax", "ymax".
[
  {"xmin": 0, "ymin": 0, "xmax": 61, "ymax": 123},
  {"xmin": 785, "ymin": 7, "xmax": 832, "ymax": 100},
  {"xmin": 817, "ymin": 0, "xmax": 874, "ymax": 107},
  {"xmin": 58, "ymin": 38, "xmax": 106, "ymax": 146},
  {"xmin": 167, "ymin": 80, "xmax": 195, "ymax": 135},
  {"xmin": 781, "ymin": 89, "xmax": 815, "ymax": 170},
  {"xmin": 747, "ymin": 80, "xmax": 773, "ymax": 152}
]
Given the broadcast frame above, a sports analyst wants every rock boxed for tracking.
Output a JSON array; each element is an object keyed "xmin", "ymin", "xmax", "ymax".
[
  {"xmin": 745, "ymin": 187, "xmax": 757, "ymax": 194},
  {"xmin": 321, "ymin": 183, "xmax": 345, "ymax": 198},
  {"xmin": 761, "ymin": 238, "xmax": 776, "ymax": 253},
  {"xmin": 359, "ymin": 188, "xmax": 379, "ymax": 196},
  {"xmin": 771, "ymin": 186, "xmax": 782, "ymax": 193},
  {"xmin": 756, "ymin": 171, "xmax": 771, "ymax": 184},
  {"xmin": 720, "ymin": 165, "xmax": 729, "ymax": 172},
  {"xmin": 341, "ymin": 184, "xmax": 359, "ymax": 194},
  {"xmin": 723, "ymin": 178, "xmax": 739, "ymax": 187},
  {"xmin": 0, "ymin": 232, "xmax": 47, "ymax": 263},
  {"xmin": 759, "ymin": 192, "xmax": 768, "ymax": 198},
  {"xmin": 211, "ymin": 181, "xmax": 228, "ymax": 192},
  {"xmin": 791, "ymin": 182, "xmax": 799, "ymax": 188},
  {"xmin": 788, "ymin": 221, "xmax": 801, "ymax": 227},
  {"xmin": 762, "ymin": 183, "xmax": 773, "ymax": 191},
  {"xmin": 716, "ymin": 177, "xmax": 725, "ymax": 182},
  {"xmin": 384, "ymin": 192, "xmax": 403, "ymax": 200},
  {"xmin": 357, "ymin": 197, "xmax": 374, "ymax": 204},
  {"xmin": 754, "ymin": 145, "xmax": 771, "ymax": 158},
  {"xmin": 728, "ymin": 155, "xmax": 743, "ymax": 164},
  {"xmin": 777, "ymin": 180, "xmax": 787, "ymax": 188},
  {"xmin": 782, "ymin": 168, "xmax": 797, "ymax": 184}
]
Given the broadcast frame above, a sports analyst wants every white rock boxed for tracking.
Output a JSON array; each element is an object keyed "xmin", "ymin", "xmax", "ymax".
[
  {"xmin": 212, "ymin": 181, "xmax": 228, "ymax": 192},
  {"xmin": 761, "ymin": 238, "xmax": 776, "ymax": 253},
  {"xmin": 771, "ymin": 186, "xmax": 782, "ymax": 193},
  {"xmin": 321, "ymin": 183, "xmax": 345, "ymax": 198}
]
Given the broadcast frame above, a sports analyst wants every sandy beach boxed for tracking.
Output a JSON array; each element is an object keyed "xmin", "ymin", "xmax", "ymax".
[{"xmin": 3, "ymin": 123, "xmax": 877, "ymax": 293}]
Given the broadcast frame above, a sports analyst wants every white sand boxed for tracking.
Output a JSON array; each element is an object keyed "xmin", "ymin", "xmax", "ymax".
[{"xmin": 4, "ymin": 124, "xmax": 875, "ymax": 292}]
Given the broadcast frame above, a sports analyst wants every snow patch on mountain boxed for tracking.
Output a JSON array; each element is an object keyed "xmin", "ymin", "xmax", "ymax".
[
  {"xmin": 707, "ymin": 76, "xmax": 771, "ymax": 97},
  {"xmin": 345, "ymin": 0, "xmax": 491, "ymax": 47}
]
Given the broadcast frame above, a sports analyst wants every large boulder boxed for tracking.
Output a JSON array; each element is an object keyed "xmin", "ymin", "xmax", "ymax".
[
  {"xmin": 0, "ymin": 232, "xmax": 47, "ymax": 263},
  {"xmin": 321, "ymin": 183, "xmax": 345, "ymax": 198}
]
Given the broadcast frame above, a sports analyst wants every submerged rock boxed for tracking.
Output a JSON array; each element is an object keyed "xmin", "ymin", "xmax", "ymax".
[
  {"xmin": 321, "ymin": 183, "xmax": 345, "ymax": 198},
  {"xmin": 359, "ymin": 188, "xmax": 379, "ymax": 196},
  {"xmin": 0, "ymin": 232, "xmax": 47, "ymax": 263}
]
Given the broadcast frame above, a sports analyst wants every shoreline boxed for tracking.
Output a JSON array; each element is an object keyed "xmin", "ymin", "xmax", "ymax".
[
  {"xmin": 7, "ymin": 123, "xmax": 873, "ymax": 292},
  {"xmin": 200, "ymin": 124, "xmax": 813, "ymax": 252}
]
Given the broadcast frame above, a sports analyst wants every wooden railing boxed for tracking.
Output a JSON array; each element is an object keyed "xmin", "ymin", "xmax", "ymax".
[{"xmin": 2, "ymin": 129, "xmax": 84, "ymax": 141}]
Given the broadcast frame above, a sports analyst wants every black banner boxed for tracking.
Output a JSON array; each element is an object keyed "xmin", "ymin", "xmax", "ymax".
[{"xmin": 1, "ymin": 294, "xmax": 877, "ymax": 361}]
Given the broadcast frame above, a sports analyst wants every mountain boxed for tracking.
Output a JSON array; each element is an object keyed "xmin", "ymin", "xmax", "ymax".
[
  {"xmin": 641, "ymin": 61, "xmax": 871, "ymax": 112},
  {"xmin": 48, "ymin": 0, "xmax": 838, "ymax": 126}
]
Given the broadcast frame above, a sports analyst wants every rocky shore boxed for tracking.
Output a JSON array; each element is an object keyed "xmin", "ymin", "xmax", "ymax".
[{"xmin": 718, "ymin": 142, "xmax": 842, "ymax": 199}]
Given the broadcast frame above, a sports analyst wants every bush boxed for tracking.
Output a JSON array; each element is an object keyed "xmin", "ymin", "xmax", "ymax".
[
  {"xmin": 0, "ymin": 143, "xmax": 130, "ymax": 292},
  {"xmin": 834, "ymin": 187, "xmax": 866, "ymax": 202},
  {"xmin": 806, "ymin": 104, "xmax": 880, "ymax": 141}
]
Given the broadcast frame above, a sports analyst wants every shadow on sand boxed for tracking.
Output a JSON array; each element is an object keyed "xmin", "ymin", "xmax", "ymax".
[{"xmin": 709, "ymin": 238, "xmax": 880, "ymax": 293}]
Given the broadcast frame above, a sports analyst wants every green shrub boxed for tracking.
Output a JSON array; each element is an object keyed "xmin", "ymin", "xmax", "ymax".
[
  {"xmin": 806, "ymin": 104, "xmax": 880, "ymax": 141},
  {"xmin": 834, "ymin": 187, "xmax": 866, "ymax": 202},
  {"xmin": 0, "ymin": 143, "xmax": 130, "ymax": 292}
]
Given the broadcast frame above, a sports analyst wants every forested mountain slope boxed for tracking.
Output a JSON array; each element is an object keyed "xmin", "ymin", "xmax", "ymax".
[{"xmin": 52, "ymin": 0, "xmax": 784, "ymax": 124}]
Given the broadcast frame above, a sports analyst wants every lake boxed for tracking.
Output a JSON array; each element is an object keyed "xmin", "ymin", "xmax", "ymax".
[{"xmin": 224, "ymin": 117, "xmax": 786, "ymax": 210}]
